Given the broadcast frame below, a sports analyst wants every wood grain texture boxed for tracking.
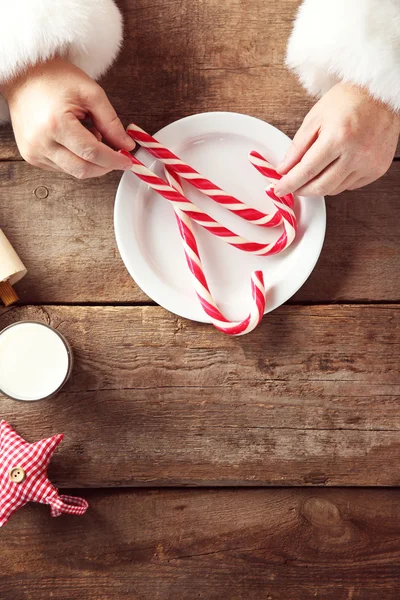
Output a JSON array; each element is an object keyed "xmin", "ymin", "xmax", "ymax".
[
  {"xmin": 1, "ymin": 0, "xmax": 398, "ymax": 160},
  {"xmin": 1, "ymin": 160, "xmax": 399, "ymax": 304},
  {"xmin": 0, "ymin": 162, "xmax": 147, "ymax": 303},
  {"xmin": 1, "ymin": 488, "xmax": 400, "ymax": 599},
  {"xmin": 1, "ymin": 1, "xmax": 399, "ymax": 593},
  {"xmin": 0, "ymin": 304, "xmax": 399, "ymax": 487}
]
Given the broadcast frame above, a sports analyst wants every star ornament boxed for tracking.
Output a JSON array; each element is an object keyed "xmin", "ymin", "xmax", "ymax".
[{"xmin": 0, "ymin": 420, "xmax": 88, "ymax": 526}]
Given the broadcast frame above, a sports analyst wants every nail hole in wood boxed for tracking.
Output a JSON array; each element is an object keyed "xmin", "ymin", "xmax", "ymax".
[{"xmin": 34, "ymin": 186, "xmax": 49, "ymax": 199}]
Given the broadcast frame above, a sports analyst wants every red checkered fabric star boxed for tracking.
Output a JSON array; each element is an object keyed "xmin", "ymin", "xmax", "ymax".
[{"xmin": 0, "ymin": 420, "xmax": 88, "ymax": 526}]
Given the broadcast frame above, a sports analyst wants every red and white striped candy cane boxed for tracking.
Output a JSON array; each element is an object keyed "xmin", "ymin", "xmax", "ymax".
[
  {"xmin": 166, "ymin": 168, "xmax": 266, "ymax": 335},
  {"xmin": 248, "ymin": 150, "xmax": 284, "ymax": 183},
  {"xmin": 121, "ymin": 151, "xmax": 296, "ymax": 256},
  {"xmin": 127, "ymin": 123, "xmax": 282, "ymax": 228},
  {"xmin": 248, "ymin": 151, "xmax": 297, "ymax": 248},
  {"xmin": 121, "ymin": 135, "xmax": 297, "ymax": 335}
]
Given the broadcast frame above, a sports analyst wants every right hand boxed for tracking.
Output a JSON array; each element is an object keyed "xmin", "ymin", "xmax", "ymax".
[
  {"xmin": 1, "ymin": 57, "xmax": 135, "ymax": 178},
  {"xmin": 274, "ymin": 83, "xmax": 400, "ymax": 197}
]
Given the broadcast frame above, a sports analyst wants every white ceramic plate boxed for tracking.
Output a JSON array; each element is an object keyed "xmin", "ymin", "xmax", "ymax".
[{"xmin": 114, "ymin": 112, "xmax": 326, "ymax": 323}]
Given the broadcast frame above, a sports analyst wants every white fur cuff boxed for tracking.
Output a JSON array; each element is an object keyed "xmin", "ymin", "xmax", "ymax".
[
  {"xmin": 0, "ymin": 0, "xmax": 123, "ymax": 123},
  {"xmin": 286, "ymin": 0, "xmax": 400, "ymax": 112}
]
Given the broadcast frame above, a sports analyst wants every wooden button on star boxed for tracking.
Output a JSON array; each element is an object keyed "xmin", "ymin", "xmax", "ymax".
[{"xmin": 9, "ymin": 467, "xmax": 26, "ymax": 483}]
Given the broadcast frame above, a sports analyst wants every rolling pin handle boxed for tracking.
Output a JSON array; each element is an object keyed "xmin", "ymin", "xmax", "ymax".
[{"xmin": 0, "ymin": 280, "xmax": 19, "ymax": 307}]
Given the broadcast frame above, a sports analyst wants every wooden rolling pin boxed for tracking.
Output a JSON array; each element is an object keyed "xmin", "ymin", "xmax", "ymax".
[{"xmin": 0, "ymin": 229, "xmax": 27, "ymax": 306}]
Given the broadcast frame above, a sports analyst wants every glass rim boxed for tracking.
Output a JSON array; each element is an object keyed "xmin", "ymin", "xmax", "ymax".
[{"xmin": 0, "ymin": 320, "xmax": 73, "ymax": 402}]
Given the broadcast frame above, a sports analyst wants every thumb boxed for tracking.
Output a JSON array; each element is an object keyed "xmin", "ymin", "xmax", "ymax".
[{"xmin": 88, "ymin": 87, "xmax": 135, "ymax": 151}]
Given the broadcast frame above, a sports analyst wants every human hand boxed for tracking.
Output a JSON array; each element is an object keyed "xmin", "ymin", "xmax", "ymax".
[
  {"xmin": 274, "ymin": 83, "xmax": 400, "ymax": 197},
  {"xmin": 1, "ymin": 57, "xmax": 135, "ymax": 178}
]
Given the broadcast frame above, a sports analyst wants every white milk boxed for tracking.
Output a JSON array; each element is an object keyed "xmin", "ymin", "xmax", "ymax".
[{"xmin": 0, "ymin": 322, "xmax": 71, "ymax": 401}]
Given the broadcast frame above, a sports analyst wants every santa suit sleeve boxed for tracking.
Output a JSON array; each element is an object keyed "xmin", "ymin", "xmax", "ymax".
[
  {"xmin": 0, "ymin": 0, "xmax": 123, "ymax": 123},
  {"xmin": 286, "ymin": 0, "xmax": 400, "ymax": 112}
]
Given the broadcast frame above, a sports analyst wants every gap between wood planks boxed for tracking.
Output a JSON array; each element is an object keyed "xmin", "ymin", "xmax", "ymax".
[
  {"xmin": 1, "ymin": 156, "xmax": 400, "ymax": 163},
  {"xmin": 12, "ymin": 300, "xmax": 400, "ymax": 307}
]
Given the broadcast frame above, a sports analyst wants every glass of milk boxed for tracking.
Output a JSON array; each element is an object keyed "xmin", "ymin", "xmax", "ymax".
[{"xmin": 0, "ymin": 321, "xmax": 73, "ymax": 401}]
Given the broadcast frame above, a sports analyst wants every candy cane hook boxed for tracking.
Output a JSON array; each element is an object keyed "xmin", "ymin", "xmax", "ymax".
[{"xmin": 167, "ymin": 168, "xmax": 266, "ymax": 336}]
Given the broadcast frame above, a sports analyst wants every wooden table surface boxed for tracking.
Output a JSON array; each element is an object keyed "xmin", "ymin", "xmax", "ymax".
[{"xmin": 1, "ymin": 1, "xmax": 400, "ymax": 598}]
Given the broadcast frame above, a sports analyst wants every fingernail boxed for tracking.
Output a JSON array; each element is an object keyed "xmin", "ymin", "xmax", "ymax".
[
  {"xmin": 274, "ymin": 186, "xmax": 284, "ymax": 198},
  {"xmin": 276, "ymin": 162, "xmax": 285, "ymax": 173}
]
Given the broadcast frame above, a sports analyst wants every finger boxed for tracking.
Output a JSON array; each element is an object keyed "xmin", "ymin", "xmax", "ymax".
[
  {"xmin": 347, "ymin": 175, "xmax": 382, "ymax": 191},
  {"xmin": 89, "ymin": 127, "xmax": 102, "ymax": 142},
  {"xmin": 34, "ymin": 161, "xmax": 60, "ymax": 173},
  {"xmin": 41, "ymin": 162, "xmax": 61, "ymax": 173},
  {"xmin": 295, "ymin": 158, "xmax": 352, "ymax": 197},
  {"xmin": 51, "ymin": 145, "xmax": 113, "ymax": 179},
  {"xmin": 27, "ymin": 155, "xmax": 62, "ymax": 173},
  {"xmin": 55, "ymin": 116, "xmax": 133, "ymax": 171},
  {"xmin": 277, "ymin": 119, "xmax": 318, "ymax": 174},
  {"xmin": 274, "ymin": 138, "xmax": 340, "ymax": 197},
  {"xmin": 86, "ymin": 87, "xmax": 135, "ymax": 151},
  {"xmin": 329, "ymin": 172, "xmax": 359, "ymax": 196}
]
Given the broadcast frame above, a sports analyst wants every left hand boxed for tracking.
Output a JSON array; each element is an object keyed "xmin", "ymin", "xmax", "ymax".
[{"xmin": 274, "ymin": 82, "xmax": 400, "ymax": 197}]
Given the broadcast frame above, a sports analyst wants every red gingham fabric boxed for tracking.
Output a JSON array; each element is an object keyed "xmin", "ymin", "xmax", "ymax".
[{"xmin": 0, "ymin": 420, "xmax": 88, "ymax": 526}]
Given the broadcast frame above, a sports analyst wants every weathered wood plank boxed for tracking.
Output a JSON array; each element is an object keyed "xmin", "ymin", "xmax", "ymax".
[
  {"xmin": 1, "ymin": 161, "xmax": 399, "ymax": 304},
  {"xmin": 0, "ymin": 128, "xmax": 17, "ymax": 159},
  {"xmin": 1, "ymin": 0, "xmax": 398, "ymax": 160},
  {"xmin": 103, "ymin": 0, "xmax": 314, "ymax": 143},
  {"xmin": 0, "ymin": 162, "xmax": 147, "ymax": 303},
  {"xmin": 1, "ymin": 488, "xmax": 400, "ymax": 599},
  {"xmin": 0, "ymin": 304, "xmax": 399, "ymax": 487}
]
